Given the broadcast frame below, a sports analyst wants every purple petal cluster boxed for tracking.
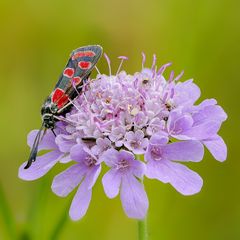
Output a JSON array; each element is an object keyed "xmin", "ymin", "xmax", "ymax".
[{"xmin": 19, "ymin": 54, "xmax": 227, "ymax": 220}]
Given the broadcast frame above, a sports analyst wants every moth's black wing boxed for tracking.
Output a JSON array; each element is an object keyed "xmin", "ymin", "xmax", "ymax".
[{"xmin": 52, "ymin": 45, "xmax": 103, "ymax": 108}]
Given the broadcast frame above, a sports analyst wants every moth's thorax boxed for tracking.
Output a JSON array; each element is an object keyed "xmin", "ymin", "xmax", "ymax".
[{"xmin": 41, "ymin": 97, "xmax": 58, "ymax": 129}]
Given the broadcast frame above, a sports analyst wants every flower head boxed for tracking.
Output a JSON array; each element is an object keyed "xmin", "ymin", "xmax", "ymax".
[{"xmin": 19, "ymin": 53, "xmax": 227, "ymax": 220}]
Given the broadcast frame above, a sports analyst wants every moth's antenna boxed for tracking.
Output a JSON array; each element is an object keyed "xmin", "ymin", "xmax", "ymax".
[
  {"xmin": 24, "ymin": 124, "xmax": 44, "ymax": 169},
  {"xmin": 51, "ymin": 129, "xmax": 56, "ymax": 137}
]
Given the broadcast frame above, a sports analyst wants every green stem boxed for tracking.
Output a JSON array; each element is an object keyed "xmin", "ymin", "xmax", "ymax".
[
  {"xmin": 135, "ymin": 154, "xmax": 148, "ymax": 240},
  {"xmin": 0, "ymin": 183, "xmax": 17, "ymax": 240},
  {"xmin": 50, "ymin": 200, "xmax": 71, "ymax": 240},
  {"xmin": 138, "ymin": 217, "xmax": 148, "ymax": 240},
  {"xmin": 26, "ymin": 178, "xmax": 49, "ymax": 240}
]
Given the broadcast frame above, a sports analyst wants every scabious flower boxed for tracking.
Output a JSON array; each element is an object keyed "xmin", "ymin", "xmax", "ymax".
[{"xmin": 19, "ymin": 53, "xmax": 227, "ymax": 220}]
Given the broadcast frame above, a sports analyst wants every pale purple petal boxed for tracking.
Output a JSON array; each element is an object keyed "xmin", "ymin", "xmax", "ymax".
[
  {"xmin": 99, "ymin": 148, "xmax": 119, "ymax": 167},
  {"xmin": 174, "ymin": 79, "xmax": 201, "ymax": 106},
  {"xmin": 82, "ymin": 146, "xmax": 98, "ymax": 161},
  {"xmin": 19, "ymin": 151, "xmax": 62, "ymax": 181},
  {"xmin": 109, "ymin": 126, "xmax": 125, "ymax": 142},
  {"xmin": 55, "ymin": 134, "xmax": 76, "ymax": 153},
  {"xmin": 135, "ymin": 130, "xmax": 144, "ymax": 139},
  {"xmin": 150, "ymin": 132, "xmax": 169, "ymax": 145},
  {"xmin": 27, "ymin": 130, "xmax": 57, "ymax": 150},
  {"xmin": 102, "ymin": 169, "xmax": 121, "ymax": 198},
  {"xmin": 196, "ymin": 98, "xmax": 217, "ymax": 108},
  {"xmin": 165, "ymin": 161, "xmax": 203, "ymax": 195},
  {"xmin": 183, "ymin": 121, "xmax": 221, "ymax": 140},
  {"xmin": 131, "ymin": 147, "xmax": 146, "ymax": 155},
  {"xmin": 51, "ymin": 164, "xmax": 86, "ymax": 197},
  {"xmin": 91, "ymin": 145, "xmax": 101, "ymax": 156},
  {"xmin": 141, "ymin": 138, "xmax": 149, "ymax": 148},
  {"xmin": 146, "ymin": 159, "xmax": 203, "ymax": 195},
  {"xmin": 193, "ymin": 103, "xmax": 227, "ymax": 124},
  {"xmin": 120, "ymin": 175, "xmax": 148, "ymax": 219},
  {"xmin": 69, "ymin": 178, "xmax": 92, "ymax": 221},
  {"xmin": 91, "ymin": 138, "xmax": 111, "ymax": 156},
  {"xmin": 115, "ymin": 140, "xmax": 124, "ymax": 147},
  {"xmin": 130, "ymin": 159, "xmax": 146, "ymax": 179},
  {"xmin": 145, "ymin": 159, "xmax": 170, "ymax": 183},
  {"xmin": 118, "ymin": 150, "xmax": 135, "ymax": 164},
  {"xmin": 59, "ymin": 154, "xmax": 72, "ymax": 163},
  {"xmin": 70, "ymin": 144, "xmax": 89, "ymax": 163},
  {"xmin": 168, "ymin": 114, "xmax": 193, "ymax": 135},
  {"xmin": 134, "ymin": 111, "xmax": 148, "ymax": 127},
  {"xmin": 146, "ymin": 118, "xmax": 165, "ymax": 136},
  {"xmin": 203, "ymin": 135, "xmax": 227, "ymax": 162},
  {"xmin": 86, "ymin": 165, "xmax": 101, "ymax": 189},
  {"xmin": 163, "ymin": 141, "xmax": 204, "ymax": 162},
  {"xmin": 194, "ymin": 99, "xmax": 227, "ymax": 120},
  {"xmin": 125, "ymin": 131, "xmax": 134, "ymax": 141},
  {"xmin": 124, "ymin": 130, "xmax": 148, "ymax": 154}
]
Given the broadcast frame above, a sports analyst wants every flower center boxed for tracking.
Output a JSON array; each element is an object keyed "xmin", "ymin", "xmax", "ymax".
[
  {"xmin": 172, "ymin": 127, "xmax": 182, "ymax": 135},
  {"xmin": 116, "ymin": 159, "xmax": 129, "ymax": 171},
  {"xmin": 130, "ymin": 140, "xmax": 141, "ymax": 149},
  {"xmin": 151, "ymin": 146, "xmax": 163, "ymax": 160},
  {"xmin": 84, "ymin": 156, "xmax": 97, "ymax": 167}
]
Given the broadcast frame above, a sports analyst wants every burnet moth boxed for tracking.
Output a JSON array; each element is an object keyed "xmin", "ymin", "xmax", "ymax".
[{"xmin": 24, "ymin": 45, "xmax": 103, "ymax": 169}]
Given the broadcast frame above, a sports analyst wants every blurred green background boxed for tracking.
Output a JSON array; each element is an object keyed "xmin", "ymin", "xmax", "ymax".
[{"xmin": 0, "ymin": 0, "xmax": 239, "ymax": 239}]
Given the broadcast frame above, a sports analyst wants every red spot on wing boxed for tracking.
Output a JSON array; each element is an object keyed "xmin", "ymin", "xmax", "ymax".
[
  {"xmin": 78, "ymin": 61, "xmax": 91, "ymax": 70},
  {"xmin": 52, "ymin": 88, "xmax": 69, "ymax": 109},
  {"xmin": 72, "ymin": 77, "xmax": 82, "ymax": 85},
  {"xmin": 72, "ymin": 51, "xmax": 96, "ymax": 60},
  {"xmin": 63, "ymin": 68, "xmax": 75, "ymax": 78}
]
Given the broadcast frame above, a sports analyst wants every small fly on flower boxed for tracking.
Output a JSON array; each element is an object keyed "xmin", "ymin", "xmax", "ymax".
[{"xmin": 24, "ymin": 45, "xmax": 103, "ymax": 169}]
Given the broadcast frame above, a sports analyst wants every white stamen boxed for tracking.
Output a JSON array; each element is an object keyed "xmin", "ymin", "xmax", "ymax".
[
  {"xmin": 141, "ymin": 52, "xmax": 146, "ymax": 69},
  {"xmin": 151, "ymin": 54, "xmax": 156, "ymax": 70},
  {"xmin": 53, "ymin": 115, "xmax": 78, "ymax": 125},
  {"xmin": 157, "ymin": 62, "xmax": 172, "ymax": 75},
  {"xmin": 174, "ymin": 70, "xmax": 184, "ymax": 81},
  {"xmin": 104, "ymin": 53, "xmax": 112, "ymax": 76},
  {"xmin": 68, "ymin": 98, "xmax": 81, "ymax": 112},
  {"xmin": 169, "ymin": 70, "xmax": 175, "ymax": 82},
  {"xmin": 95, "ymin": 66, "xmax": 101, "ymax": 75},
  {"xmin": 116, "ymin": 56, "xmax": 128, "ymax": 75}
]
